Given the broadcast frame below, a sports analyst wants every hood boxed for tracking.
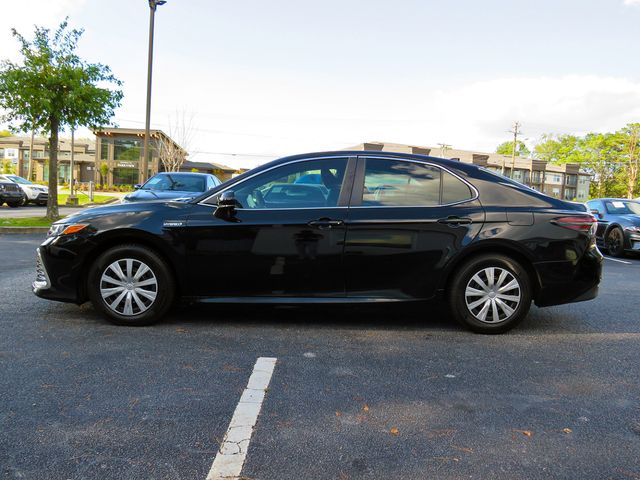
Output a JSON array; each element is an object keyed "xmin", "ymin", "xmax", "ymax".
[
  {"xmin": 616, "ymin": 214, "xmax": 640, "ymax": 226},
  {"xmin": 55, "ymin": 199, "xmax": 192, "ymax": 226},
  {"xmin": 122, "ymin": 189, "xmax": 200, "ymax": 203}
]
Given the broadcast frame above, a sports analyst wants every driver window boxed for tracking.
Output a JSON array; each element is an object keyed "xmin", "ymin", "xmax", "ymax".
[{"xmin": 233, "ymin": 158, "xmax": 347, "ymax": 209}]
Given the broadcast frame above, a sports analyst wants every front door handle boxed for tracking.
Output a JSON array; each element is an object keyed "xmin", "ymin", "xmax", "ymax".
[
  {"xmin": 307, "ymin": 218, "xmax": 344, "ymax": 229},
  {"xmin": 437, "ymin": 216, "xmax": 473, "ymax": 226}
]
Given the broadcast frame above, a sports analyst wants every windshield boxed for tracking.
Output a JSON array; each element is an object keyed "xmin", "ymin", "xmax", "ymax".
[
  {"xmin": 6, "ymin": 175, "xmax": 32, "ymax": 185},
  {"xmin": 604, "ymin": 200, "xmax": 640, "ymax": 215},
  {"xmin": 141, "ymin": 174, "xmax": 206, "ymax": 193}
]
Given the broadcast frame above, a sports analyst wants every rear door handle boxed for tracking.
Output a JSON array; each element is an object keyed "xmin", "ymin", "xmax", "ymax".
[
  {"xmin": 307, "ymin": 218, "xmax": 344, "ymax": 229},
  {"xmin": 437, "ymin": 216, "xmax": 472, "ymax": 226}
]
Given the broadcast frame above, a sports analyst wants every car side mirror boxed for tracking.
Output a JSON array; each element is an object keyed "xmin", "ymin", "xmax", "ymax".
[
  {"xmin": 214, "ymin": 190, "xmax": 240, "ymax": 220},
  {"xmin": 590, "ymin": 208, "xmax": 602, "ymax": 219},
  {"xmin": 134, "ymin": 184, "xmax": 142, "ymax": 190}
]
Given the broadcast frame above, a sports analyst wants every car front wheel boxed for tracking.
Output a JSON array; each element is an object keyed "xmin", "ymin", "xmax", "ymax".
[
  {"xmin": 606, "ymin": 227, "xmax": 625, "ymax": 257},
  {"xmin": 87, "ymin": 244, "xmax": 175, "ymax": 326},
  {"xmin": 448, "ymin": 254, "xmax": 532, "ymax": 334}
]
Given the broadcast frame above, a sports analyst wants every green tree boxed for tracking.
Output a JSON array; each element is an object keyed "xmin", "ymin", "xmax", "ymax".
[
  {"xmin": 533, "ymin": 134, "xmax": 581, "ymax": 163},
  {"xmin": 99, "ymin": 161, "xmax": 109, "ymax": 186},
  {"xmin": 618, "ymin": 123, "xmax": 640, "ymax": 199},
  {"xmin": 496, "ymin": 140, "xmax": 530, "ymax": 158},
  {"xmin": 0, "ymin": 20, "xmax": 123, "ymax": 219}
]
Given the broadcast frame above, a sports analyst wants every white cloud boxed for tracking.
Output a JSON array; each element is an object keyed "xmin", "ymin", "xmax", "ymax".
[
  {"xmin": 0, "ymin": 0, "xmax": 86, "ymax": 61},
  {"xmin": 170, "ymin": 74, "xmax": 640, "ymax": 168},
  {"xmin": 624, "ymin": 0, "xmax": 640, "ymax": 5},
  {"xmin": 428, "ymin": 75, "xmax": 640, "ymax": 152}
]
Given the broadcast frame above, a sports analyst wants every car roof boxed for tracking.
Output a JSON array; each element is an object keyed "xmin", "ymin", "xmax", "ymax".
[
  {"xmin": 155, "ymin": 172, "xmax": 211, "ymax": 177},
  {"xmin": 592, "ymin": 198, "xmax": 640, "ymax": 202}
]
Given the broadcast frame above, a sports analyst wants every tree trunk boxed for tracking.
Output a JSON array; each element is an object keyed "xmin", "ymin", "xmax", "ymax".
[{"xmin": 46, "ymin": 118, "xmax": 60, "ymax": 220}]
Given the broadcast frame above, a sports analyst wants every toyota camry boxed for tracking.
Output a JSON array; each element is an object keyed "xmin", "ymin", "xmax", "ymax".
[{"xmin": 33, "ymin": 151, "xmax": 602, "ymax": 333}]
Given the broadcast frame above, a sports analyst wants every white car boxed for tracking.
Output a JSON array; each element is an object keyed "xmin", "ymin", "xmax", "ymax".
[{"xmin": 0, "ymin": 174, "xmax": 48, "ymax": 206}]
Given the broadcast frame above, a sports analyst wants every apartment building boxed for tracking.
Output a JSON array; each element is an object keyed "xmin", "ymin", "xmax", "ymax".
[
  {"xmin": 0, "ymin": 128, "xmax": 237, "ymax": 186},
  {"xmin": 349, "ymin": 142, "xmax": 591, "ymax": 201},
  {"xmin": 0, "ymin": 135, "xmax": 96, "ymax": 183}
]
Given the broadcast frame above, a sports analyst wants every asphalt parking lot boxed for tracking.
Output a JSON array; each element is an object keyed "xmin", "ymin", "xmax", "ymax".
[{"xmin": 1, "ymin": 234, "xmax": 639, "ymax": 480}]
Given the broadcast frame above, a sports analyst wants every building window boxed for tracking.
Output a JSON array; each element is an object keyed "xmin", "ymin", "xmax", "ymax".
[
  {"xmin": 100, "ymin": 140, "xmax": 109, "ymax": 160},
  {"xmin": 113, "ymin": 167, "xmax": 139, "ymax": 185},
  {"xmin": 114, "ymin": 139, "xmax": 142, "ymax": 162},
  {"xmin": 58, "ymin": 164, "xmax": 70, "ymax": 184}
]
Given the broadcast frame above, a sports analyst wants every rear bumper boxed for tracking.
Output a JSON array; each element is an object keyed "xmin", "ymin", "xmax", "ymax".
[{"xmin": 534, "ymin": 245, "xmax": 603, "ymax": 307}]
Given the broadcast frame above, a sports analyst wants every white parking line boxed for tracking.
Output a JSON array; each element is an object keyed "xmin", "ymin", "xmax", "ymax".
[
  {"xmin": 206, "ymin": 357, "xmax": 277, "ymax": 480},
  {"xmin": 604, "ymin": 256, "xmax": 633, "ymax": 265}
]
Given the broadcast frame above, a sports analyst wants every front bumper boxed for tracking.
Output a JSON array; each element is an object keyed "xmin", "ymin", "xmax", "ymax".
[
  {"xmin": 534, "ymin": 244, "xmax": 603, "ymax": 307},
  {"xmin": 1, "ymin": 191, "xmax": 24, "ymax": 202},
  {"xmin": 32, "ymin": 239, "xmax": 87, "ymax": 304}
]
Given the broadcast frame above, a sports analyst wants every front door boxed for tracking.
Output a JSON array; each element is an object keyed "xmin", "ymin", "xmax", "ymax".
[
  {"xmin": 184, "ymin": 156, "xmax": 355, "ymax": 298},
  {"xmin": 344, "ymin": 156, "xmax": 485, "ymax": 300}
]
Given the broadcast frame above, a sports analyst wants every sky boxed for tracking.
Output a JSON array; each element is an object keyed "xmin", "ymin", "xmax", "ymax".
[{"xmin": 2, "ymin": 0, "xmax": 640, "ymax": 169}]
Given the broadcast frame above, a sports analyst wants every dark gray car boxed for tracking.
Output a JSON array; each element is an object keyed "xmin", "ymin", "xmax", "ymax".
[
  {"xmin": 121, "ymin": 172, "xmax": 221, "ymax": 203},
  {"xmin": 586, "ymin": 198, "xmax": 640, "ymax": 256}
]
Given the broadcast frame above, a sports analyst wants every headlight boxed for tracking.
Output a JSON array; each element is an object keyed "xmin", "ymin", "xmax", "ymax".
[{"xmin": 47, "ymin": 223, "xmax": 89, "ymax": 237}]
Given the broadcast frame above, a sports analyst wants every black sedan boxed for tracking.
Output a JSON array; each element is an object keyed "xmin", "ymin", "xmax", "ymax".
[
  {"xmin": 121, "ymin": 172, "xmax": 221, "ymax": 203},
  {"xmin": 33, "ymin": 151, "xmax": 602, "ymax": 333},
  {"xmin": 586, "ymin": 198, "xmax": 640, "ymax": 257}
]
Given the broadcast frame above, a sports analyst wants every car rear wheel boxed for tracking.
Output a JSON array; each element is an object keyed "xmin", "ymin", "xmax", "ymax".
[
  {"xmin": 88, "ymin": 244, "xmax": 175, "ymax": 326},
  {"xmin": 448, "ymin": 254, "xmax": 532, "ymax": 334},
  {"xmin": 606, "ymin": 227, "xmax": 625, "ymax": 257}
]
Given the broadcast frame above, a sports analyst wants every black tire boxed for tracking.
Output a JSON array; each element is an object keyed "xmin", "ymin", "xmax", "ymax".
[
  {"xmin": 18, "ymin": 194, "xmax": 27, "ymax": 207},
  {"xmin": 448, "ymin": 254, "xmax": 532, "ymax": 334},
  {"xmin": 87, "ymin": 244, "xmax": 175, "ymax": 326},
  {"xmin": 606, "ymin": 227, "xmax": 625, "ymax": 257},
  {"xmin": 6, "ymin": 201, "xmax": 21, "ymax": 208},
  {"xmin": 37, "ymin": 201, "xmax": 47, "ymax": 206}
]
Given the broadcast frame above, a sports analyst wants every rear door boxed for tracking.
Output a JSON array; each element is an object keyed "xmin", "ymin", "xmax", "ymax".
[{"xmin": 343, "ymin": 156, "xmax": 485, "ymax": 300}]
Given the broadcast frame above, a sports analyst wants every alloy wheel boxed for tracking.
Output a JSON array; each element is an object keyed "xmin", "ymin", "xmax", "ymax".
[
  {"xmin": 464, "ymin": 267, "xmax": 521, "ymax": 324},
  {"xmin": 607, "ymin": 228, "xmax": 623, "ymax": 255},
  {"xmin": 100, "ymin": 258, "xmax": 158, "ymax": 316}
]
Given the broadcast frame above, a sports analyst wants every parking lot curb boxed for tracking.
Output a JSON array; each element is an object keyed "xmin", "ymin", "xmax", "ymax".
[{"xmin": 0, "ymin": 226, "xmax": 49, "ymax": 234}]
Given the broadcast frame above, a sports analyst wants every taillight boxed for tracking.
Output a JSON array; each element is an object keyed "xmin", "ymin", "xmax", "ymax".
[{"xmin": 551, "ymin": 215, "xmax": 597, "ymax": 235}]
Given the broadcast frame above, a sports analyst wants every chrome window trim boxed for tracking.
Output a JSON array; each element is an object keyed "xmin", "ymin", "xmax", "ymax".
[
  {"xmin": 197, "ymin": 154, "xmax": 479, "ymax": 210},
  {"xmin": 198, "ymin": 155, "xmax": 351, "ymax": 208},
  {"xmin": 355, "ymin": 155, "xmax": 480, "ymax": 208}
]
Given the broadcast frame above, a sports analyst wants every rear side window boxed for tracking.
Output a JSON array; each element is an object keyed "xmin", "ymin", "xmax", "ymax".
[
  {"xmin": 362, "ymin": 159, "xmax": 441, "ymax": 206},
  {"xmin": 442, "ymin": 171, "xmax": 473, "ymax": 204},
  {"xmin": 361, "ymin": 159, "xmax": 473, "ymax": 206}
]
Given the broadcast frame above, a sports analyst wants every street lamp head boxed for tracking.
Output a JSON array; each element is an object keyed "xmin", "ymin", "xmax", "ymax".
[{"xmin": 149, "ymin": 0, "xmax": 167, "ymax": 9}]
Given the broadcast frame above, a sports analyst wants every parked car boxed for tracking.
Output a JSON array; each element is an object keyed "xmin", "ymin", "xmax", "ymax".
[
  {"xmin": 121, "ymin": 172, "xmax": 221, "ymax": 203},
  {"xmin": 0, "ymin": 175, "xmax": 25, "ymax": 207},
  {"xmin": 0, "ymin": 174, "xmax": 48, "ymax": 206},
  {"xmin": 586, "ymin": 198, "xmax": 640, "ymax": 257},
  {"xmin": 33, "ymin": 151, "xmax": 602, "ymax": 333}
]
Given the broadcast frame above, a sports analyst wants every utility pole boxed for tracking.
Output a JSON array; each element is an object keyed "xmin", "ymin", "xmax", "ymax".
[
  {"xmin": 508, "ymin": 121, "xmax": 522, "ymax": 178},
  {"xmin": 438, "ymin": 143, "xmax": 452, "ymax": 158}
]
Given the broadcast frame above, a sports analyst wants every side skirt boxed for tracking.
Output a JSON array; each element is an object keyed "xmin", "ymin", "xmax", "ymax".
[{"xmin": 187, "ymin": 296, "xmax": 421, "ymax": 305}]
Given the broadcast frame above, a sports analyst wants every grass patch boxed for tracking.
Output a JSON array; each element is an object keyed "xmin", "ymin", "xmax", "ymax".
[
  {"xmin": 57, "ymin": 194, "xmax": 113, "ymax": 205},
  {"xmin": 0, "ymin": 217, "xmax": 53, "ymax": 227}
]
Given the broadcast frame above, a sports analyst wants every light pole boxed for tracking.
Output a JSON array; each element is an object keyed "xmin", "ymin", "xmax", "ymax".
[{"xmin": 142, "ymin": 0, "xmax": 166, "ymax": 184}]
